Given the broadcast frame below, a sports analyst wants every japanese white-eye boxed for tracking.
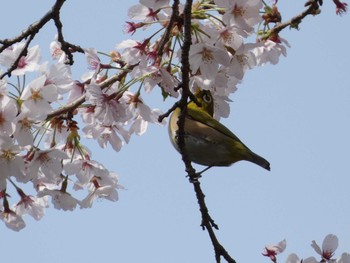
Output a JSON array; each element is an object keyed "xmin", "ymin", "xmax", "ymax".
[{"xmin": 168, "ymin": 90, "xmax": 270, "ymax": 171}]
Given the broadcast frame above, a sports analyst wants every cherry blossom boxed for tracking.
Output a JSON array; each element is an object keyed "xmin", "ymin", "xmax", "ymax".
[
  {"xmin": 227, "ymin": 46, "xmax": 257, "ymax": 80},
  {"xmin": 116, "ymin": 39, "xmax": 149, "ymax": 64},
  {"xmin": 20, "ymin": 75, "xmax": 59, "ymax": 118},
  {"xmin": 209, "ymin": 24, "xmax": 244, "ymax": 51},
  {"xmin": 189, "ymin": 42, "xmax": 230, "ymax": 78},
  {"xmin": 127, "ymin": 3, "xmax": 163, "ymax": 23},
  {"xmin": 25, "ymin": 148, "xmax": 69, "ymax": 183},
  {"xmin": 285, "ymin": 253, "xmax": 318, "ymax": 263},
  {"xmin": 85, "ymin": 83, "xmax": 133, "ymax": 125},
  {"xmin": 131, "ymin": 60, "xmax": 179, "ymax": 97},
  {"xmin": 38, "ymin": 188, "xmax": 80, "ymax": 211},
  {"xmin": 13, "ymin": 112, "xmax": 39, "ymax": 146},
  {"xmin": 0, "ymin": 98, "xmax": 17, "ymax": 135},
  {"xmin": 81, "ymin": 171, "xmax": 121, "ymax": 208},
  {"xmin": 250, "ymin": 39, "xmax": 289, "ymax": 66},
  {"xmin": 0, "ymin": 209, "xmax": 26, "ymax": 231},
  {"xmin": 123, "ymin": 21, "xmax": 145, "ymax": 35},
  {"xmin": 214, "ymin": 0, "xmax": 263, "ymax": 35},
  {"xmin": 286, "ymin": 235, "xmax": 349, "ymax": 263},
  {"xmin": 50, "ymin": 39, "xmax": 64, "ymax": 60},
  {"xmin": 0, "ymin": 134, "xmax": 25, "ymax": 190},
  {"xmin": 311, "ymin": 234, "xmax": 339, "ymax": 261},
  {"xmin": 14, "ymin": 191, "xmax": 48, "ymax": 221},
  {"xmin": 262, "ymin": 239, "xmax": 286, "ymax": 262},
  {"xmin": 41, "ymin": 60, "xmax": 74, "ymax": 94},
  {"xmin": 64, "ymin": 159, "xmax": 109, "ymax": 185},
  {"xmin": 83, "ymin": 123, "xmax": 131, "ymax": 152},
  {"xmin": 0, "ymin": 79, "xmax": 9, "ymax": 103},
  {"xmin": 140, "ymin": 0, "xmax": 170, "ymax": 10},
  {"xmin": 0, "ymin": 43, "xmax": 41, "ymax": 75},
  {"xmin": 334, "ymin": 0, "xmax": 348, "ymax": 15},
  {"xmin": 84, "ymin": 48, "xmax": 101, "ymax": 71},
  {"xmin": 212, "ymin": 93, "xmax": 231, "ymax": 120},
  {"xmin": 337, "ymin": 253, "xmax": 350, "ymax": 263}
]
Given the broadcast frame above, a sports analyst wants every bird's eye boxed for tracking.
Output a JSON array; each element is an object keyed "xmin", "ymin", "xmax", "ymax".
[{"xmin": 202, "ymin": 93, "xmax": 212, "ymax": 104}]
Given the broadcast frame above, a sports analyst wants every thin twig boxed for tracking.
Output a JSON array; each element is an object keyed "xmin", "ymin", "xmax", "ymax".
[
  {"xmin": 0, "ymin": 0, "xmax": 83, "ymax": 78},
  {"xmin": 51, "ymin": 3, "xmax": 84, "ymax": 64},
  {"xmin": 262, "ymin": 0, "xmax": 322, "ymax": 40},
  {"xmin": 157, "ymin": 0, "xmax": 180, "ymax": 58}
]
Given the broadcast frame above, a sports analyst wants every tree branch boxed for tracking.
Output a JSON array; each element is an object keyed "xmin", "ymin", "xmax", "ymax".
[
  {"xmin": 177, "ymin": 0, "xmax": 237, "ymax": 262},
  {"xmin": 0, "ymin": 0, "xmax": 83, "ymax": 78},
  {"xmin": 262, "ymin": 0, "xmax": 322, "ymax": 40},
  {"xmin": 157, "ymin": 0, "xmax": 180, "ymax": 59}
]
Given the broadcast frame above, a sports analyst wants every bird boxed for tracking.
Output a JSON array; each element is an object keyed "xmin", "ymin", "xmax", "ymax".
[{"xmin": 168, "ymin": 89, "xmax": 270, "ymax": 171}]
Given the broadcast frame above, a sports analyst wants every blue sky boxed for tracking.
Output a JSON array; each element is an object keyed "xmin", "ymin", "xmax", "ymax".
[{"xmin": 1, "ymin": 1, "xmax": 350, "ymax": 262}]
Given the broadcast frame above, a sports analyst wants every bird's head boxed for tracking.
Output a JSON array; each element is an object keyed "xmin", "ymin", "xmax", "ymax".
[{"xmin": 189, "ymin": 89, "xmax": 214, "ymax": 116}]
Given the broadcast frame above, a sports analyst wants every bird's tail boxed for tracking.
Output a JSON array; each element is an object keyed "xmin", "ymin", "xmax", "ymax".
[{"xmin": 250, "ymin": 152, "xmax": 271, "ymax": 171}]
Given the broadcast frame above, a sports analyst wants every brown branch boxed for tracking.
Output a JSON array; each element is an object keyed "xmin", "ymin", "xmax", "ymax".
[
  {"xmin": 176, "ymin": 0, "xmax": 237, "ymax": 262},
  {"xmin": 157, "ymin": 0, "xmax": 180, "ymax": 58},
  {"xmin": 177, "ymin": 0, "xmax": 196, "ymax": 178},
  {"xmin": 262, "ymin": 0, "xmax": 322, "ymax": 40},
  {"xmin": 158, "ymin": 100, "xmax": 180, "ymax": 123},
  {"xmin": 51, "ymin": 2, "xmax": 84, "ymax": 65},
  {"xmin": 192, "ymin": 181, "xmax": 236, "ymax": 263}
]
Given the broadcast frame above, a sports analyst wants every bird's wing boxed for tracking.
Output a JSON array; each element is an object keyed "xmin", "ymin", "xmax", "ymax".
[{"xmin": 187, "ymin": 107, "xmax": 244, "ymax": 143}]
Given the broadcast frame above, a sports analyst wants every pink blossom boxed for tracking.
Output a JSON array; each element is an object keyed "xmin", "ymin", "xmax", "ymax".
[
  {"xmin": 250, "ymin": 39, "xmax": 289, "ymax": 66},
  {"xmin": 311, "ymin": 234, "xmax": 339, "ymax": 261},
  {"xmin": 0, "ymin": 209, "xmax": 25, "ymax": 231},
  {"xmin": 64, "ymin": 159, "xmax": 109, "ymax": 185},
  {"xmin": 227, "ymin": 47, "xmax": 256, "ymax": 80},
  {"xmin": 26, "ymin": 148, "xmax": 68, "ymax": 183},
  {"xmin": 189, "ymin": 42, "xmax": 230, "ymax": 78},
  {"xmin": 214, "ymin": 0, "xmax": 263, "ymax": 35},
  {"xmin": 116, "ymin": 39, "xmax": 149, "ymax": 65},
  {"xmin": 38, "ymin": 188, "xmax": 79, "ymax": 211},
  {"xmin": 0, "ymin": 43, "xmax": 41, "ymax": 75},
  {"xmin": 41, "ymin": 61, "xmax": 74, "ymax": 94},
  {"xmin": 286, "ymin": 253, "xmax": 318, "ymax": 263},
  {"xmin": 20, "ymin": 75, "xmax": 59, "ymax": 118},
  {"xmin": 0, "ymin": 134, "xmax": 25, "ymax": 190},
  {"xmin": 140, "ymin": 0, "xmax": 170, "ymax": 10},
  {"xmin": 81, "ymin": 171, "xmax": 121, "ymax": 208},
  {"xmin": 85, "ymin": 83, "xmax": 133, "ymax": 125},
  {"xmin": 128, "ymin": 4, "xmax": 159, "ymax": 22},
  {"xmin": 0, "ymin": 98, "xmax": 17, "ymax": 135},
  {"xmin": 262, "ymin": 239, "xmax": 286, "ymax": 262},
  {"xmin": 123, "ymin": 21, "xmax": 144, "ymax": 35},
  {"xmin": 334, "ymin": 0, "xmax": 348, "ymax": 15},
  {"xmin": 83, "ymin": 123, "xmax": 131, "ymax": 152},
  {"xmin": 14, "ymin": 112, "xmax": 43, "ymax": 146},
  {"xmin": 14, "ymin": 192, "xmax": 48, "ymax": 221},
  {"xmin": 50, "ymin": 39, "xmax": 64, "ymax": 60},
  {"xmin": 337, "ymin": 253, "xmax": 350, "ymax": 263}
]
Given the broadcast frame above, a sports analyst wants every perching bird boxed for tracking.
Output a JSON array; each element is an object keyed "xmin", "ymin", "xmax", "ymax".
[{"xmin": 168, "ymin": 90, "xmax": 270, "ymax": 171}]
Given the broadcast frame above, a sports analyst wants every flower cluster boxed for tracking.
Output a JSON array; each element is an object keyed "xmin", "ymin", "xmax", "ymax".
[
  {"xmin": 0, "ymin": 40, "xmax": 163, "ymax": 230},
  {"xmin": 262, "ymin": 234, "xmax": 350, "ymax": 263},
  {"xmin": 121, "ymin": 0, "xmax": 289, "ymax": 119}
]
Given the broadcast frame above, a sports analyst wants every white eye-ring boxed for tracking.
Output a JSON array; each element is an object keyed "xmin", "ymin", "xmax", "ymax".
[{"xmin": 202, "ymin": 93, "xmax": 212, "ymax": 104}]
